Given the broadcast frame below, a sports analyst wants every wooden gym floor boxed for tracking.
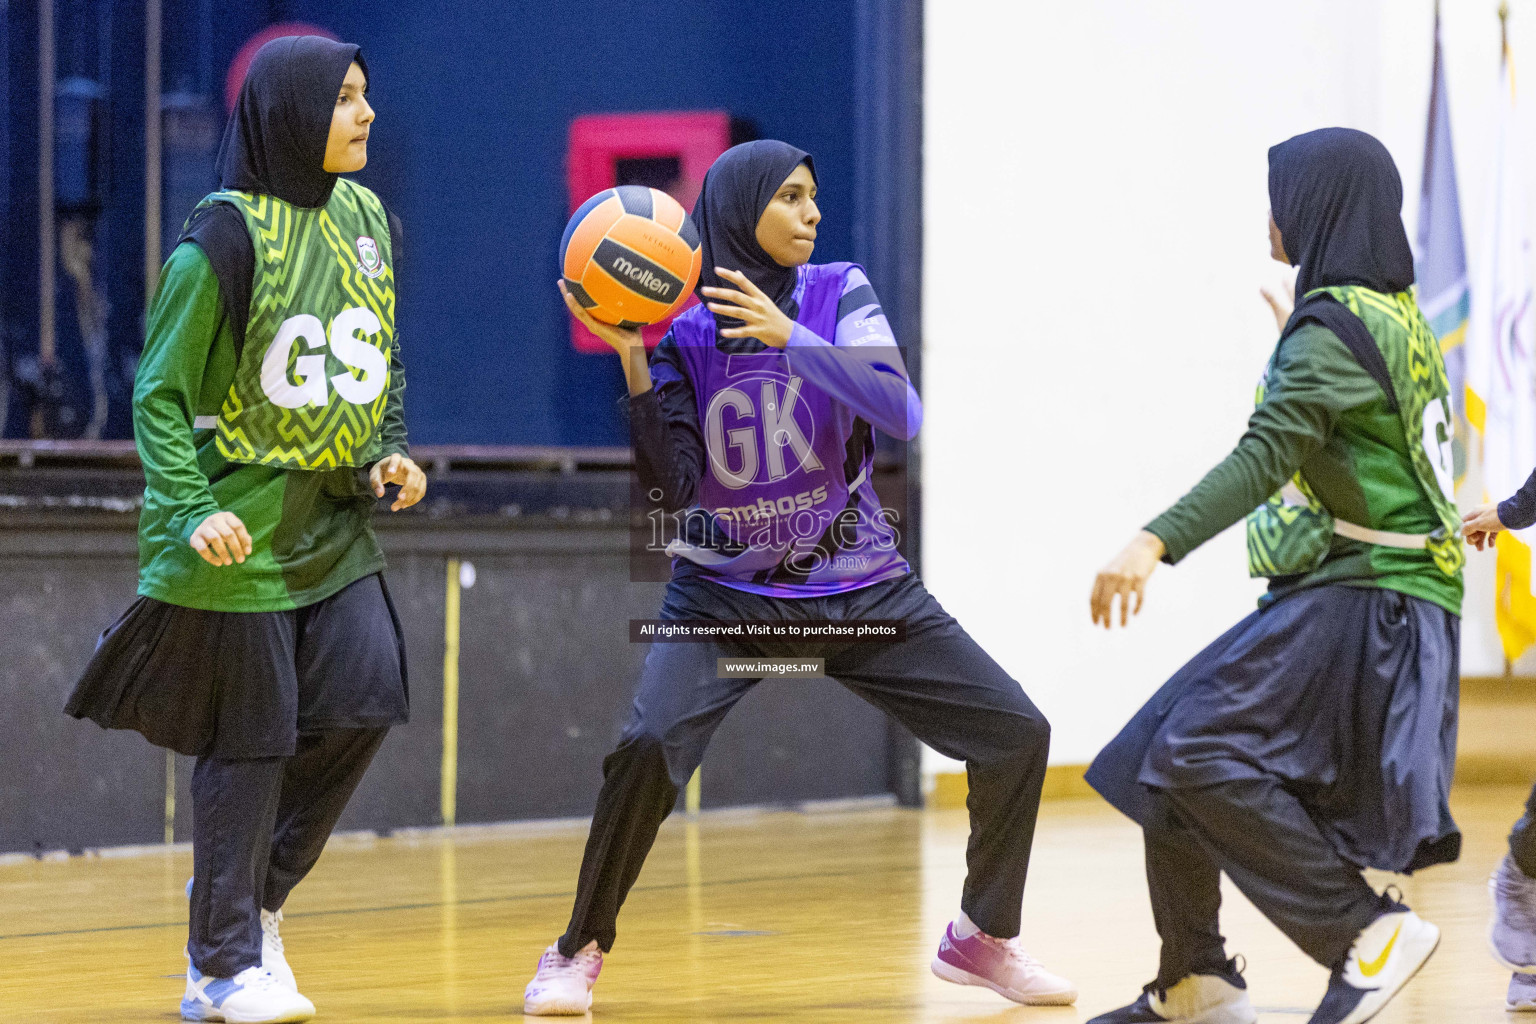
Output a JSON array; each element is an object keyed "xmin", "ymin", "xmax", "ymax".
[{"xmin": 1, "ymin": 786, "xmax": 1529, "ymax": 1023}]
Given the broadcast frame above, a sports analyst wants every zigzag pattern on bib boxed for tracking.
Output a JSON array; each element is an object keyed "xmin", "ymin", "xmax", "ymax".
[
  {"xmin": 1321, "ymin": 286, "xmax": 1464, "ymax": 577},
  {"xmin": 204, "ymin": 180, "xmax": 397, "ymax": 470}
]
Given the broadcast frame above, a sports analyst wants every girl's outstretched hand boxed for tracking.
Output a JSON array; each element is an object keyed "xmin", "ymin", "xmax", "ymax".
[
  {"xmin": 371, "ymin": 453, "xmax": 427, "ymax": 511},
  {"xmin": 190, "ymin": 511, "xmax": 253, "ymax": 567},
  {"xmin": 702, "ymin": 267, "xmax": 795, "ymax": 348},
  {"xmin": 1464, "ymin": 501, "xmax": 1506, "ymax": 551},
  {"xmin": 1260, "ymin": 269, "xmax": 1297, "ymax": 333},
  {"xmin": 558, "ymin": 279, "xmax": 644, "ymax": 355},
  {"xmin": 1091, "ymin": 530, "xmax": 1166, "ymax": 629}
]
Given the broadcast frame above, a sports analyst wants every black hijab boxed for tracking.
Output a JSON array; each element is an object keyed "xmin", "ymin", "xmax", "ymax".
[
  {"xmin": 692, "ymin": 140, "xmax": 816, "ymax": 338},
  {"xmin": 215, "ymin": 35, "xmax": 366, "ymax": 209},
  {"xmin": 181, "ymin": 34, "xmax": 382, "ymax": 358},
  {"xmin": 1268, "ymin": 127, "xmax": 1414, "ymax": 298}
]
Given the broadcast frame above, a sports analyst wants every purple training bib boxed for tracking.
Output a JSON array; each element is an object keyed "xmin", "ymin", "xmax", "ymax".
[{"xmin": 662, "ymin": 262, "xmax": 911, "ymax": 598}]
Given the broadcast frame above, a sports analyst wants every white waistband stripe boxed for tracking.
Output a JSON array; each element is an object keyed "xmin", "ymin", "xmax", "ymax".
[{"xmin": 1332, "ymin": 518, "xmax": 1433, "ymax": 550}]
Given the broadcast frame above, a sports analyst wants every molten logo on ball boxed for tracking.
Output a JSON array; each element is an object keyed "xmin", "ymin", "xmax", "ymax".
[{"xmin": 611, "ymin": 255, "xmax": 676, "ymax": 300}]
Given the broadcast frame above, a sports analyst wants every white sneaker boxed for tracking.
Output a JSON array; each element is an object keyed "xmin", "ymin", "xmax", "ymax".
[
  {"xmin": 1151, "ymin": 971, "xmax": 1256, "ymax": 1024},
  {"xmin": 180, "ymin": 963, "xmax": 314, "ymax": 1023},
  {"xmin": 1086, "ymin": 960, "xmax": 1255, "ymax": 1023},
  {"xmin": 185, "ymin": 879, "xmax": 298, "ymax": 992},
  {"xmin": 1491, "ymin": 855, "xmax": 1536, "ymax": 972},
  {"xmin": 1510, "ymin": 972, "xmax": 1536, "ymax": 1011},
  {"xmin": 261, "ymin": 909, "xmax": 297, "ymax": 991},
  {"xmin": 1307, "ymin": 908, "xmax": 1439, "ymax": 1024},
  {"xmin": 523, "ymin": 941, "xmax": 603, "ymax": 1015},
  {"xmin": 931, "ymin": 917, "xmax": 1077, "ymax": 1005}
]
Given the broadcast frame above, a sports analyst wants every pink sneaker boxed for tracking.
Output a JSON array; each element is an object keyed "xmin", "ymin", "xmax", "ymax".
[
  {"xmin": 931, "ymin": 920, "xmax": 1077, "ymax": 1006},
  {"xmin": 523, "ymin": 941, "xmax": 603, "ymax": 1016}
]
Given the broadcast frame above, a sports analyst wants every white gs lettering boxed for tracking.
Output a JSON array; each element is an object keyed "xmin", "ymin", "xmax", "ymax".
[
  {"xmin": 1422, "ymin": 398, "xmax": 1456, "ymax": 501},
  {"xmin": 260, "ymin": 308, "xmax": 388, "ymax": 409},
  {"xmin": 261, "ymin": 314, "xmax": 328, "ymax": 409},
  {"xmin": 327, "ymin": 307, "xmax": 388, "ymax": 404}
]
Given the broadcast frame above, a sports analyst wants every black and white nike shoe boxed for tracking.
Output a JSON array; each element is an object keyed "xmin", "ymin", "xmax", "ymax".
[
  {"xmin": 1087, "ymin": 958, "xmax": 1255, "ymax": 1024},
  {"xmin": 1307, "ymin": 907, "xmax": 1439, "ymax": 1024}
]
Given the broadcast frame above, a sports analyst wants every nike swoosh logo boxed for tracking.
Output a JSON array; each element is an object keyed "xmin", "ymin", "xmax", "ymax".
[{"xmin": 1359, "ymin": 924, "xmax": 1401, "ymax": 977}]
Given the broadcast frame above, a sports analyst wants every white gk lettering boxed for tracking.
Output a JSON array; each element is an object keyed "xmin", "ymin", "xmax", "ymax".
[
  {"xmin": 261, "ymin": 308, "xmax": 388, "ymax": 409},
  {"xmin": 704, "ymin": 377, "xmax": 825, "ymax": 490}
]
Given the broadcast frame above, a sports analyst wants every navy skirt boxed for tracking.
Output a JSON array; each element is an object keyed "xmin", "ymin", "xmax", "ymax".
[
  {"xmin": 65, "ymin": 572, "xmax": 409, "ymax": 760},
  {"xmin": 1086, "ymin": 584, "xmax": 1460, "ymax": 874}
]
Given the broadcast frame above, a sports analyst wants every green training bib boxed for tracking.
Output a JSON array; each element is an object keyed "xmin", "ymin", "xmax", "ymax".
[
  {"xmin": 1246, "ymin": 286, "xmax": 1463, "ymax": 579},
  {"xmin": 188, "ymin": 178, "xmax": 397, "ymax": 470}
]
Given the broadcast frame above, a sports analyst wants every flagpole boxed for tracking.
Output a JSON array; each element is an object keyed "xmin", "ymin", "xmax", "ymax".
[
  {"xmin": 1505, "ymin": 0, "xmax": 1524, "ymax": 677},
  {"xmin": 1426, "ymin": 2, "xmax": 1443, "ymax": 182},
  {"xmin": 1502, "ymin": 0, "xmax": 1515, "ymax": 675}
]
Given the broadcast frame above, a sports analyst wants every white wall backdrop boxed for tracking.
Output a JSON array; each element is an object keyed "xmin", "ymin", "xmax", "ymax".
[{"xmin": 922, "ymin": 0, "xmax": 1536, "ymax": 771}]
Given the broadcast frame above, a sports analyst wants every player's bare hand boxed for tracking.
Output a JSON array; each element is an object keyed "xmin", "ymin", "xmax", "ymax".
[
  {"xmin": 1091, "ymin": 530, "xmax": 1166, "ymax": 629},
  {"xmin": 1463, "ymin": 501, "xmax": 1506, "ymax": 551},
  {"xmin": 1260, "ymin": 270, "xmax": 1297, "ymax": 333},
  {"xmin": 702, "ymin": 267, "xmax": 795, "ymax": 348},
  {"xmin": 189, "ymin": 511, "xmax": 252, "ymax": 567},
  {"xmin": 558, "ymin": 279, "xmax": 644, "ymax": 355},
  {"xmin": 370, "ymin": 453, "xmax": 427, "ymax": 511}
]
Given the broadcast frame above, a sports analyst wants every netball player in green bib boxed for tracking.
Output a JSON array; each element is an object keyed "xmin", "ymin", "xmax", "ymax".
[
  {"xmin": 67, "ymin": 36, "xmax": 424, "ymax": 1023},
  {"xmin": 1084, "ymin": 129, "xmax": 1462, "ymax": 1024}
]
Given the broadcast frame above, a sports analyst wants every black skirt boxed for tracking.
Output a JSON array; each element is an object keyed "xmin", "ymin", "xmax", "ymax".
[
  {"xmin": 1086, "ymin": 583, "xmax": 1460, "ymax": 874},
  {"xmin": 65, "ymin": 572, "xmax": 409, "ymax": 760}
]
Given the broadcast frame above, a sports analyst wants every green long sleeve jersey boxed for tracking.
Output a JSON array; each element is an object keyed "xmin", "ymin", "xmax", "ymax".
[
  {"xmin": 134, "ymin": 242, "xmax": 409, "ymax": 612},
  {"xmin": 1145, "ymin": 323, "xmax": 1462, "ymax": 616}
]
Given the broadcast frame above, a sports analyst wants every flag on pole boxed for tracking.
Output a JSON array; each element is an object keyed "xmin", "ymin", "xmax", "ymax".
[
  {"xmin": 1415, "ymin": 4, "xmax": 1471, "ymax": 487},
  {"xmin": 1466, "ymin": 21, "xmax": 1536, "ymax": 660}
]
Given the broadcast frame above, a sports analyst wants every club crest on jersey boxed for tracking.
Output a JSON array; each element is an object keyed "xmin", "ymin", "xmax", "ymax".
[{"xmin": 355, "ymin": 236, "xmax": 384, "ymax": 278}]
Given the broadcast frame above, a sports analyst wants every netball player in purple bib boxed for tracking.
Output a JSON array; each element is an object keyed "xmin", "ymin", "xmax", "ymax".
[{"xmin": 521, "ymin": 141, "xmax": 1075, "ymax": 1014}]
